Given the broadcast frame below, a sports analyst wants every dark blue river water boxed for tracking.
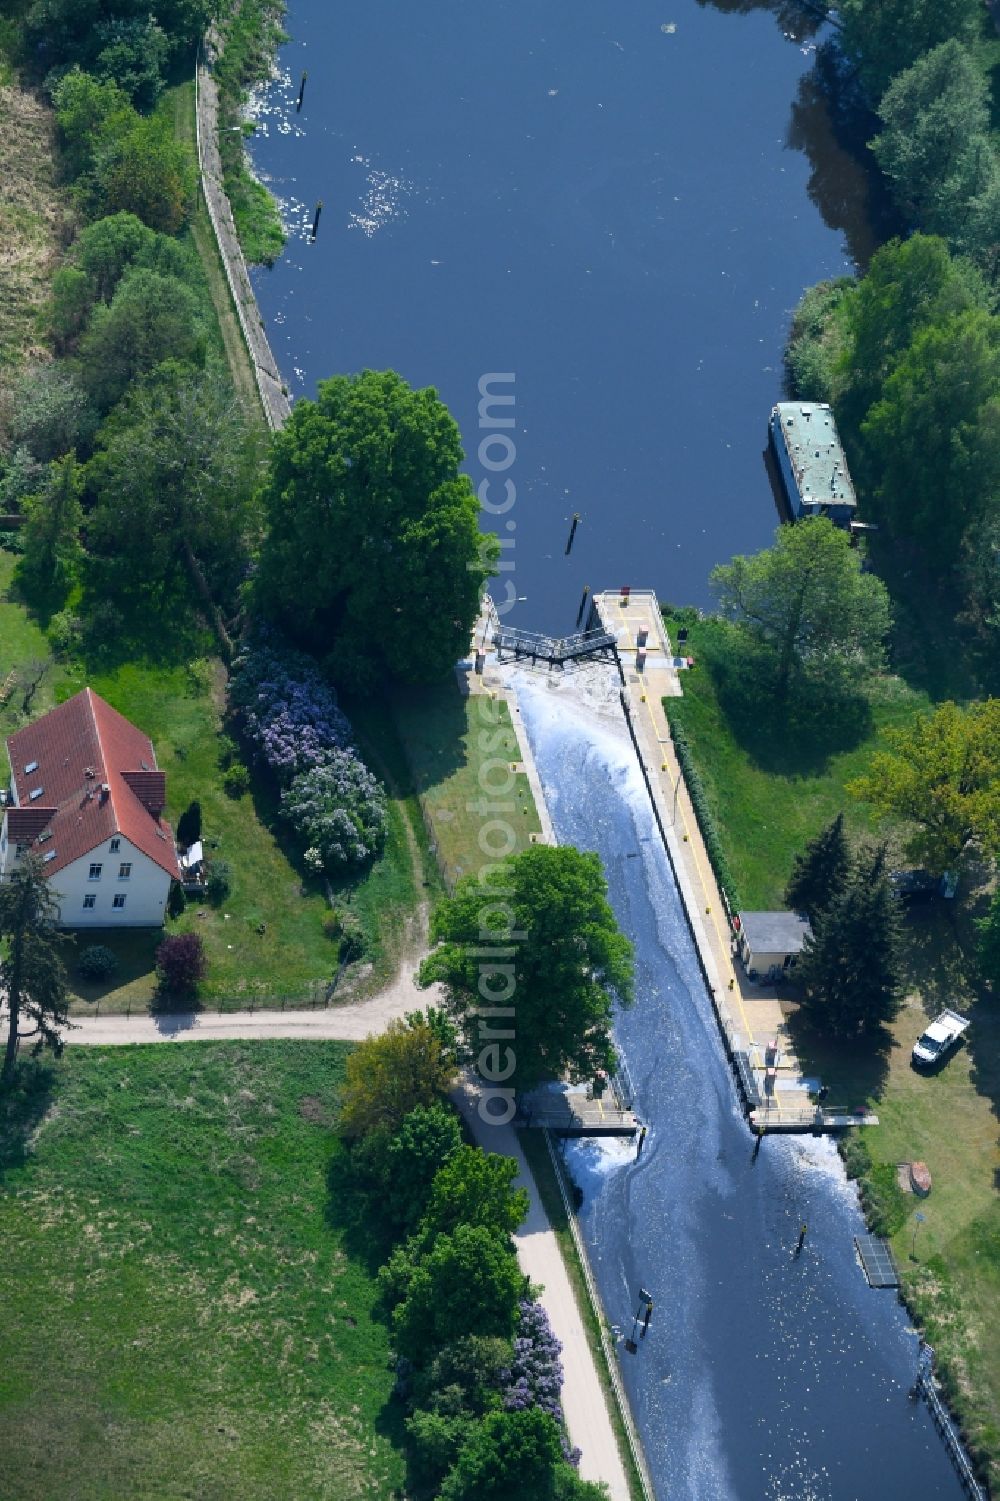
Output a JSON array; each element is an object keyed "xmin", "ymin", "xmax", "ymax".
[
  {"xmin": 247, "ymin": 0, "xmax": 881, "ymax": 628},
  {"xmin": 512, "ymin": 668, "xmax": 963, "ymax": 1501}
]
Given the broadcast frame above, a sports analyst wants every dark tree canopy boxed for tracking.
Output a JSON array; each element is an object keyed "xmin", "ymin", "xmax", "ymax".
[
  {"xmin": 839, "ymin": 0, "xmax": 981, "ymax": 102},
  {"xmin": 389, "ymin": 1224, "xmax": 527, "ymax": 1363},
  {"xmin": 797, "ymin": 844, "xmax": 904, "ymax": 1039},
  {"xmin": 419, "ymin": 845, "xmax": 634, "ymax": 1092},
  {"xmin": 1, "ymin": 854, "xmax": 71, "ymax": 1081},
  {"xmin": 784, "ymin": 814, "xmax": 851, "ymax": 921},
  {"xmin": 256, "ymin": 370, "xmax": 498, "ymax": 691}
]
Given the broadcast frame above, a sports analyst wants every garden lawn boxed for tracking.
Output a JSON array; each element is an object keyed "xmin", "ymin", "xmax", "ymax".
[
  {"xmin": 0, "ymin": 1042, "xmax": 405, "ymax": 1500},
  {"xmin": 393, "ymin": 678, "xmax": 542, "ymax": 889},
  {"xmin": 0, "ymin": 552, "xmax": 82, "ymax": 732},
  {"xmin": 661, "ymin": 612, "xmax": 933, "ymax": 908},
  {"xmin": 75, "ymin": 658, "xmax": 420, "ymax": 1007}
]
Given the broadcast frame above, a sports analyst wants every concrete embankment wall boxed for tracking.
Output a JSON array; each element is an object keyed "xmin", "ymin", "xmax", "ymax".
[{"xmin": 194, "ymin": 27, "xmax": 291, "ymax": 431}]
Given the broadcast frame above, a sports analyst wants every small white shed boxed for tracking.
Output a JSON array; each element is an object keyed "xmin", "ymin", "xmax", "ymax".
[{"xmin": 736, "ymin": 911, "xmax": 812, "ymax": 979}]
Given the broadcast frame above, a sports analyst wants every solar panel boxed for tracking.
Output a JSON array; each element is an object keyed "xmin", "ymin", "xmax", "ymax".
[{"xmin": 855, "ymin": 1234, "xmax": 899, "ymax": 1288}]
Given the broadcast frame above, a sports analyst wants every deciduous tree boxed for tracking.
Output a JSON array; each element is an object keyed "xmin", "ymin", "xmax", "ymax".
[
  {"xmin": 419, "ymin": 846, "xmax": 633, "ymax": 1093},
  {"xmin": 388, "ymin": 1224, "xmax": 527, "ymax": 1363},
  {"xmin": 352, "ymin": 1102, "xmax": 463, "ymax": 1236},
  {"xmin": 78, "ymin": 271, "xmax": 205, "ymax": 411},
  {"xmin": 1, "ymin": 854, "xmax": 71, "ymax": 1082},
  {"xmin": 338, "ymin": 1017, "xmax": 457, "ymax": 1138},
  {"xmin": 848, "ymin": 699, "xmax": 1000, "ymax": 871},
  {"xmin": 859, "ymin": 310, "xmax": 1000, "ymax": 563},
  {"xmin": 422, "ymin": 1146, "xmax": 529, "ymax": 1239},
  {"xmin": 870, "ymin": 42, "xmax": 999, "ymax": 262},
  {"xmin": 710, "ymin": 519, "xmax": 891, "ymax": 702},
  {"xmin": 16, "ymin": 454, "xmax": 84, "ymax": 605},
  {"xmin": 256, "ymin": 370, "xmax": 498, "ymax": 691},
  {"xmin": 839, "ymin": 0, "xmax": 980, "ymax": 102}
]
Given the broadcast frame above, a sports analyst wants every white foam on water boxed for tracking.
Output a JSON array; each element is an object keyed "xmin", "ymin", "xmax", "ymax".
[{"xmin": 561, "ymin": 1133, "xmax": 634, "ymax": 1199}]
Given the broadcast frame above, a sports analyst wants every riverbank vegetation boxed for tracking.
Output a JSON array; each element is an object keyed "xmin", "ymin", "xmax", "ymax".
[
  {"xmin": 334, "ymin": 1021, "xmax": 608, "ymax": 1500},
  {"xmin": 213, "ymin": 0, "xmax": 287, "ymax": 266}
]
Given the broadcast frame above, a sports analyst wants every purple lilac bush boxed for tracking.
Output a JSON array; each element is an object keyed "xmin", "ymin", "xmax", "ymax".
[
  {"xmin": 280, "ymin": 748, "xmax": 389, "ymax": 872},
  {"xmin": 501, "ymin": 1299, "xmax": 579, "ymax": 1464},
  {"xmin": 229, "ymin": 634, "xmax": 352, "ymax": 784}
]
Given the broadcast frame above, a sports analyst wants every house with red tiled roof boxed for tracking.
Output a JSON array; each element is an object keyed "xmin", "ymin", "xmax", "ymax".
[{"xmin": 0, "ymin": 688, "xmax": 181, "ymax": 927}]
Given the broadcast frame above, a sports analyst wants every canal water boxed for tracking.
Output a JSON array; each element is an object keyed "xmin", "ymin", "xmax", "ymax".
[
  {"xmin": 247, "ymin": 0, "xmax": 885, "ymax": 627},
  {"xmin": 510, "ymin": 665, "xmax": 964, "ymax": 1501}
]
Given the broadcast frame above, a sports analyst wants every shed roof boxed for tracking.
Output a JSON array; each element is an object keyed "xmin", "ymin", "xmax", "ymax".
[
  {"xmin": 5, "ymin": 687, "xmax": 180, "ymax": 881},
  {"xmin": 772, "ymin": 402, "xmax": 857, "ymax": 512},
  {"xmin": 738, "ymin": 910, "xmax": 812, "ymax": 954}
]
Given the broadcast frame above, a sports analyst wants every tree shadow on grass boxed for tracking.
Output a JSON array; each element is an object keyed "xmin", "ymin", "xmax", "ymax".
[
  {"xmin": 700, "ymin": 623, "xmax": 874, "ymax": 777},
  {"xmin": 324, "ymin": 1145, "xmax": 399, "ymax": 1279},
  {"xmin": 784, "ymin": 1004, "xmax": 893, "ymax": 1107},
  {"xmin": 0, "ymin": 1060, "xmax": 58, "ymax": 1185}
]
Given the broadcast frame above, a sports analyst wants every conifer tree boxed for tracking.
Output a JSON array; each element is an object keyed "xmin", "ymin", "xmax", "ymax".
[
  {"xmin": 784, "ymin": 814, "xmax": 851, "ymax": 920},
  {"xmin": 1, "ymin": 855, "xmax": 71, "ymax": 1081},
  {"xmin": 797, "ymin": 843, "xmax": 904, "ymax": 1039}
]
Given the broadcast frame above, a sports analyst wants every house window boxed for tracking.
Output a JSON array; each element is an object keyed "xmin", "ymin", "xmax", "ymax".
[
  {"xmin": 110, "ymin": 838, "xmax": 121, "ymax": 854},
  {"xmin": 118, "ymin": 862, "xmax": 132, "ymax": 880},
  {"xmin": 83, "ymin": 894, "xmax": 96, "ymax": 910},
  {"xmin": 112, "ymin": 893, "xmax": 126, "ymax": 910},
  {"xmin": 88, "ymin": 863, "xmax": 103, "ymax": 880}
]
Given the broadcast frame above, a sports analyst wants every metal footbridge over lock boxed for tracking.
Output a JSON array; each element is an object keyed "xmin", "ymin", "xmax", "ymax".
[{"xmin": 491, "ymin": 621, "xmax": 618, "ymax": 669}]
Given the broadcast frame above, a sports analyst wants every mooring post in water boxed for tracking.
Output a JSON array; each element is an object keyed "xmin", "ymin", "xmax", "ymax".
[
  {"xmin": 297, "ymin": 71, "xmax": 307, "ymax": 111},
  {"xmin": 310, "ymin": 200, "xmax": 323, "ymax": 240},
  {"xmin": 565, "ymin": 512, "xmax": 580, "ymax": 555},
  {"xmin": 795, "ymin": 1222, "xmax": 808, "ymax": 1255},
  {"xmin": 575, "ymin": 584, "xmax": 590, "ymax": 628},
  {"xmin": 641, "ymin": 1299, "xmax": 654, "ymax": 1338}
]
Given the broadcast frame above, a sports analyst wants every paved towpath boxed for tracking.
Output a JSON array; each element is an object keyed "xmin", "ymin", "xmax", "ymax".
[{"xmin": 453, "ymin": 1079, "xmax": 632, "ymax": 1500}]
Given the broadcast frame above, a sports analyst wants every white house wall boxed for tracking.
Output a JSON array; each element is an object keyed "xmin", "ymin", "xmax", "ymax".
[{"xmin": 51, "ymin": 836, "xmax": 171, "ymax": 928}]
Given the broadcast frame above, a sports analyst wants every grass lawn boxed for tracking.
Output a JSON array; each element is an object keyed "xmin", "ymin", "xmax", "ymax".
[
  {"xmin": 661, "ymin": 611, "xmax": 933, "ymax": 909},
  {"xmin": 71, "ymin": 658, "xmax": 422, "ymax": 1008},
  {"xmin": 393, "ymin": 677, "xmax": 542, "ymax": 890},
  {"xmin": 2, "ymin": 557, "xmax": 422, "ymax": 1009},
  {"xmin": 0, "ymin": 1042, "xmax": 405, "ymax": 1499}
]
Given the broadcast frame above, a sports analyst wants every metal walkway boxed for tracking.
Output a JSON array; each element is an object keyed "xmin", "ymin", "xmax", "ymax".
[
  {"xmin": 854, "ymin": 1234, "xmax": 900, "ymax": 1288},
  {"xmin": 494, "ymin": 622, "xmax": 618, "ymax": 668}
]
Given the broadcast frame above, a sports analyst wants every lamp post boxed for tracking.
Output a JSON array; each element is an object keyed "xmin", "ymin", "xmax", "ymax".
[
  {"xmin": 670, "ymin": 769, "xmax": 682, "ymax": 825},
  {"xmin": 911, "ymin": 1211, "xmax": 926, "ymax": 1261}
]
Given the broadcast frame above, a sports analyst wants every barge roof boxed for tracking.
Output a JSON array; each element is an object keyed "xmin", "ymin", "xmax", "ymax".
[{"xmin": 771, "ymin": 402, "xmax": 857, "ymax": 513}]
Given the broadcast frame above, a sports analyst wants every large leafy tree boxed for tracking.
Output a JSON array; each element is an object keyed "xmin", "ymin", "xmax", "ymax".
[
  {"xmin": 849, "ymin": 699, "xmax": 1000, "ymax": 872},
  {"xmin": 256, "ymin": 370, "xmax": 498, "ymax": 691},
  {"xmin": 784, "ymin": 813, "xmax": 851, "ymax": 921},
  {"xmin": 1, "ymin": 855, "xmax": 71, "ymax": 1082},
  {"xmin": 796, "ymin": 844, "xmax": 904, "ymax": 1040},
  {"xmin": 387, "ymin": 1224, "xmax": 527, "ymax": 1363},
  {"xmin": 422, "ymin": 1146, "xmax": 529, "ymax": 1239},
  {"xmin": 78, "ymin": 269, "xmax": 205, "ymax": 411},
  {"xmin": 870, "ymin": 42, "xmax": 999, "ymax": 263},
  {"xmin": 860, "ymin": 310, "xmax": 1000, "ymax": 562},
  {"xmin": 839, "ymin": 235, "xmax": 990, "ymax": 425},
  {"xmin": 16, "ymin": 454, "xmax": 84, "ymax": 606},
  {"xmin": 419, "ymin": 845, "xmax": 633, "ymax": 1093},
  {"xmin": 351, "ymin": 1102, "xmax": 463, "ymax": 1237},
  {"xmin": 440, "ymin": 1408, "xmax": 607, "ymax": 1501},
  {"xmin": 710, "ymin": 519, "xmax": 891, "ymax": 702},
  {"xmin": 85, "ymin": 362, "xmax": 261, "ymax": 622},
  {"xmin": 338, "ymin": 1017, "xmax": 457, "ymax": 1138},
  {"xmin": 838, "ymin": 0, "xmax": 981, "ymax": 103}
]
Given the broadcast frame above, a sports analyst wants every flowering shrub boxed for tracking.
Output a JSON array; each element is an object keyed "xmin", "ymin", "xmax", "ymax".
[
  {"xmin": 155, "ymin": 932, "xmax": 206, "ymax": 997},
  {"xmin": 281, "ymin": 750, "xmax": 388, "ymax": 873},
  {"xmin": 502, "ymin": 1300, "xmax": 579, "ymax": 1466},
  {"xmin": 229, "ymin": 634, "xmax": 351, "ymax": 784}
]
